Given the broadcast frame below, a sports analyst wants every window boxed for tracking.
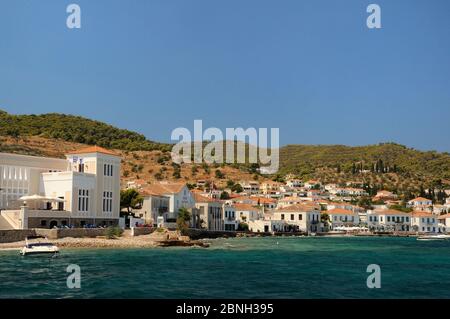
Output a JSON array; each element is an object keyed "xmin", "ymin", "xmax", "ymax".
[
  {"xmin": 281, "ymin": 214, "xmax": 285, "ymax": 220},
  {"xmin": 299, "ymin": 214, "xmax": 303, "ymax": 221},
  {"xmin": 103, "ymin": 164, "xmax": 114, "ymax": 177},
  {"xmin": 290, "ymin": 214, "xmax": 294, "ymax": 221},
  {"xmin": 387, "ymin": 216, "xmax": 391, "ymax": 222},
  {"xmin": 40, "ymin": 220, "xmax": 47, "ymax": 227},
  {"xmin": 103, "ymin": 191, "xmax": 113, "ymax": 212},
  {"xmin": 78, "ymin": 189, "xmax": 89, "ymax": 212}
]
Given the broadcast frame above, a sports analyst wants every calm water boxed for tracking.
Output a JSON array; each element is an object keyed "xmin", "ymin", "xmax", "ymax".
[{"xmin": 1, "ymin": 236, "xmax": 450, "ymax": 298}]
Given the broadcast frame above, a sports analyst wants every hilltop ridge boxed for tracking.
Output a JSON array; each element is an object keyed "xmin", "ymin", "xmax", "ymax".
[{"xmin": 1, "ymin": 109, "xmax": 449, "ymax": 193}]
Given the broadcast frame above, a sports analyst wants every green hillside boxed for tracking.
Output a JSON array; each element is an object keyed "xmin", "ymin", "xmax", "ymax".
[
  {"xmin": 278, "ymin": 143, "xmax": 450, "ymax": 192},
  {"xmin": 0, "ymin": 110, "xmax": 171, "ymax": 152},
  {"xmin": 1, "ymin": 109, "xmax": 449, "ymax": 193}
]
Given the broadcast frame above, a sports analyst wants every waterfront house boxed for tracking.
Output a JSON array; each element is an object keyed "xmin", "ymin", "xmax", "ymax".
[
  {"xmin": 193, "ymin": 193, "xmax": 223, "ymax": 231},
  {"xmin": 136, "ymin": 190, "xmax": 169, "ymax": 226},
  {"xmin": 234, "ymin": 203, "xmax": 261, "ymax": 223},
  {"xmin": 411, "ymin": 211, "xmax": 438, "ymax": 233},
  {"xmin": 141, "ymin": 182, "xmax": 196, "ymax": 228},
  {"xmin": 437, "ymin": 213, "xmax": 450, "ymax": 232},
  {"xmin": 222, "ymin": 203, "xmax": 238, "ymax": 231},
  {"xmin": 326, "ymin": 208, "xmax": 360, "ymax": 230},
  {"xmin": 368, "ymin": 209, "xmax": 411, "ymax": 232},
  {"xmin": 273, "ymin": 204, "xmax": 321, "ymax": 232},
  {"xmin": 248, "ymin": 219, "xmax": 286, "ymax": 233},
  {"xmin": 0, "ymin": 146, "xmax": 121, "ymax": 229}
]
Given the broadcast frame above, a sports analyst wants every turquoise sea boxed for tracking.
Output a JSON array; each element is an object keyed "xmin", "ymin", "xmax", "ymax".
[{"xmin": 0, "ymin": 236, "xmax": 450, "ymax": 299}]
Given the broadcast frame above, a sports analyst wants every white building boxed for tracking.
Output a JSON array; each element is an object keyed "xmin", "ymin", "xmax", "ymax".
[
  {"xmin": 411, "ymin": 211, "xmax": 438, "ymax": 233},
  {"xmin": 0, "ymin": 146, "xmax": 121, "ymax": 229},
  {"xmin": 326, "ymin": 208, "xmax": 360, "ymax": 229},
  {"xmin": 367, "ymin": 209, "xmax": 411, "ymax": 232},
  {"xmin": 239, "ymin": 181, "xmax": 260, "ymax": 195},
  {"xmin": 272, "ymin": 204, "xmax": 321, "ymax": 232},
  {"xmin": 248, "ymin": 219, "xmax": 286, "ymax": 233},
  {"xmin": 286, "ymin": 179, "xmax": 303, "ymax": 188},
  {"xmin": 223, "ymin": 203, "xmax": 238, "ymax": 231},
  {"xmin": 438, "ymin": 213, "xmax": 450, "ymax": 232},
  {"xmin": 193, "ymin": 193, "xmax": 223, "ymax": 231},
  {"xmin": 234, "ymin": 203, "xmax": 261, "ymax": 223},
  {"xmin": 408, "ymin": 197, "xmax": 433, "ymax": 209},
  {"xmin": 140, "ymin": 182, "xmax": 196, "ymax": 227}
]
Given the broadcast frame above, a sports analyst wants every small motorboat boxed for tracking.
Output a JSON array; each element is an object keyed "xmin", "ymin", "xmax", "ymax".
[
  {"xmin": 20, "ymin": 236, "xmax": 59, "ymax": 256},
  {"xmin": 417, "ymin": 234, "xmax": 450, "ymax": 241}
]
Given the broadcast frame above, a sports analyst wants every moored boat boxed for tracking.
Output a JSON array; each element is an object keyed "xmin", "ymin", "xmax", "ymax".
[
  {"xmin": 20, "ymin": 236, "xmax": 59, "ymax": 256},
  {"xmin": 417, "ymin": 234, "xmax": 450, "ymax": 241}
]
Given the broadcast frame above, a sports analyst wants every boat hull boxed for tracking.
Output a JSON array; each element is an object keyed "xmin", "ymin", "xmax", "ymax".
[{"xmin": 20, "ymin": 247, "xmax": 59, "ymax": 256}]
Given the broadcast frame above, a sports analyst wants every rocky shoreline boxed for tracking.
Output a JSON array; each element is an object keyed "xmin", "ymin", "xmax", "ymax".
[{"xmin": 0, "ymin": 230, "xmax": 210, "ymax": 251}]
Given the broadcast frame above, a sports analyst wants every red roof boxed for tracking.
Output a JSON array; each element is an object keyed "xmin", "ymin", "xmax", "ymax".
[
  {"xmin": 327, "ymin": 208, "xmax": 356, "ymax": 215},
  {"xmin": 410, "ymin": 197, "xmax": 431, "ymax": 202},
  {"xmin": 234, "ymin": 204, "xmax": 260, "ymax": 211},
  {"xmin": 411, "ymin": 211, "xmax": 434, "ymax": 218},
  {"xmin": 67, "ymin": 146, "xmax": 118, "ymax": 156},
  {"xmin": 276, "ymin": 204, "xmax": 319, "ymax": 212}
]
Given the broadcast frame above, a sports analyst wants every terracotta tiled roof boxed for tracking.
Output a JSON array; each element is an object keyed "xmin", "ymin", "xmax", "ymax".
[
  {"xmin": 327, "ymin": 208, "xmax": 356, "ymax": 215},
  {"xmin": 66, "ymin": 145, "xmax": 118, "ymax": 156},
  {"xmin": 410, "ymin": 197, "xmax": 431, "ymax": 202},
  {"xmin": 142, "ymin": 182, "xmax": 186, "ymax": 196},
  {"xmin": 438, "ymin": 213, "xmax": 450, "ymax": 219},
  {"xmin": 193, "ymin": 193, "xmax": 216, "ymax": 203},
  {"xmin": 279, "ymin": 196, "xmax": 304, "ymax": 202},
  {"xmin": 411, "ymin": 211, "xmax": 434, "ymax": 218},
  {"xmin": 276, "ymin": 204, "xmax": 319, "ymax": 212},
  {"xmin": 250, "ymin": 197, "xmax": 277, "ymax": 204},
  {"xmin": 231, "ymin": 196, "xmax": 251, "ymax": 202}
]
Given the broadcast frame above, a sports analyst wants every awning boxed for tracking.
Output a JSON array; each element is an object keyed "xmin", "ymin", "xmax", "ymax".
[{"xmin": 19, "ymin": 195, "xmax": 66, "ymax": 202}]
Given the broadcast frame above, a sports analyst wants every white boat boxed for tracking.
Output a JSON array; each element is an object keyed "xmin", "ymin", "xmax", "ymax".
[
  {"xmin": 20, "ymin": 236, "xmax": 59, "ymax": 256},
  {"xmin": 417, "ymin": 234, "xmax": 450, "ymax": 241}
]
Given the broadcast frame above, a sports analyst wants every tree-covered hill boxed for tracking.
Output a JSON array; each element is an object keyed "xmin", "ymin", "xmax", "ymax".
[
  {"xmin": 278, "ymin": 143, "xmax": 450, "ymax": 191},
  {"xmin": 0, "ymin": 110, "xmax": 171, "ymax": 152},
  {"xmin": 1, "ymin": 109, "xmax": 449, "ymax": 192}
]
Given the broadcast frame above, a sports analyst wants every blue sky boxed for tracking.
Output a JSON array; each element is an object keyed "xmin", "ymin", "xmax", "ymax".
[{"xmin": 1, "ymin": 0, "xmax": 449, "ymax": 151}]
